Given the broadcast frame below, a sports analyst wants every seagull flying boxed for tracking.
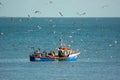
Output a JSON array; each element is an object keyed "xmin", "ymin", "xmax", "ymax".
[
  {"xmin": 35, "ymin": 11, "xmax": 40, "ymax": 13},
  {"xmin": 59, "ymin": 12, "xmax": 63, "ymax": 16}
]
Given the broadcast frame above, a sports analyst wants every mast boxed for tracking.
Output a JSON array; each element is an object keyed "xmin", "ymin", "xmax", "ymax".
[
  {"xmin": 59, "ymin": 38, "xmax": 63, "ymax": 48},
  {"xmin": 59, "ymin": 37, "xmax": 66, "ymax": 48}
]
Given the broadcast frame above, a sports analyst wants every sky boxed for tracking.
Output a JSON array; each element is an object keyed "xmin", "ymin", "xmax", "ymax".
[{"xmin": 0, "ymin": 0, "xmax": 120, "ymax": 17}]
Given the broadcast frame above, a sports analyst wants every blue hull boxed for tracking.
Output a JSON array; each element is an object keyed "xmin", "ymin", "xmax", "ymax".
[{"xmin": 30, "ymin": 55, "xmax": 78, "ymax": 61}]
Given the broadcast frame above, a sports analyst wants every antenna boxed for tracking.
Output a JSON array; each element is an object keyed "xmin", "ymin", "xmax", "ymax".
[{"xmin": 59, "ymin": 38, "xmax": 63, "ymax": 48}]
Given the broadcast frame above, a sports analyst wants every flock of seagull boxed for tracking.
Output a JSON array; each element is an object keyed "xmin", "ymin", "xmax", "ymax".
[
  {"xmin": 0, "ymin": 1, "xmax": 117, "ymax": 61},
  {"xmin": 0, "ymin": 1, "xmax": 110, "ymax": 18}
]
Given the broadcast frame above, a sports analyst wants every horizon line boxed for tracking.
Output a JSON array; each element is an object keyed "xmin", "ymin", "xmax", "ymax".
[{"xmin": 0, "ymin": 16, "xmax": 120, "ymax": 18}]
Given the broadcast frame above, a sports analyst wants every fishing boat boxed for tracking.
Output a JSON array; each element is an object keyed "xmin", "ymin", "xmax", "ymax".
[{"xmin": 29, "ymin": 39, "xmax": 80, "ymax": 61}]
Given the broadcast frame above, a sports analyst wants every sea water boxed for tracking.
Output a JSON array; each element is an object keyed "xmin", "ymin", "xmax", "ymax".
[{"xmin": 0, "ymin": 17, "xmax": 120, "ymax": 80}]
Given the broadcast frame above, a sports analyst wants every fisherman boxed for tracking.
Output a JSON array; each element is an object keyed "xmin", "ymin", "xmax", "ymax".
[
  {"xmin": 34, "ymin": 50, "xmax": 40, "ymax": 56},
  {"xmin": 58, "ymin": 49, "xmax": 63, "ymax": 57},
  {"xmin": 33, "ymin": 48, "xmax": 41, "ymax": 56},
  {"xmin": 42, "ymin": 50, "xmax": 47, "ymax": 57},
  {"xmin": 48, "ymin": 50, "xmax": 55, "ymax": 57},
  {"xmin": 58, "ymin": 47, "xmax": 70, "ymax": 57}
]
